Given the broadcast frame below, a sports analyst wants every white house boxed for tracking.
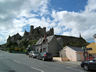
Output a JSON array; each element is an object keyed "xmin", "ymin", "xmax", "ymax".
[{"xmin": 60, "ymin": 46, "xmax": 84, "ymax": 61}]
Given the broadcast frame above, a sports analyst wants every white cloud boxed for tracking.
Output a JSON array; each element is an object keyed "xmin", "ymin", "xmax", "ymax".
[
  {"xmin": 0, "ymin": 0, "xmax": 48, "ymax": 44},
  {"xmin": 0, "ymin": 0, "xmax": 96, "ymax": 44},
  {"xmin": 0, "ymin": 0, "xmax": 42, "ymax": 27},
  {"xmin": 50, "ymin": 0, "xmax": 96, "ymax": 41},
  {"xmin": 39, "ymin": 0, "xmax": 49, "ymax": 16},
  {"xmin": 85, "ymin": 0, "xmax": 96, "ymax": 13}
]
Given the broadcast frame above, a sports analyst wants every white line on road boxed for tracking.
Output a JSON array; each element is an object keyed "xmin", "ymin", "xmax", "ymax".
[
  {"xmin": 31, "ymin": 66, "xmax": 44, "ymax": 72},
  {"xmin": 13, "ymin": 60, "xmax": 44, "ymax": 72}
]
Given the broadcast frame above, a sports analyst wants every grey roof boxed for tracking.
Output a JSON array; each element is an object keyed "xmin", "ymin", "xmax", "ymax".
[
  {"xmin": 36, "ymin": 35, "xmax": 54, "ymax": 45},
  {"xmin": 36, "ymin": 38, "xmax": 43, "ymax": 45},
  {"xmin": 68, "ymin": 46, "xmax": 83, "ymax": 52}
]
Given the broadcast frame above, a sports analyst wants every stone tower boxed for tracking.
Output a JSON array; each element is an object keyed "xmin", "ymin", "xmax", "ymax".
[
  {"xmin": 50, "ymin": 28, "xmax": 54, "ymax": 35},
  {"xmin": 43, "ymin": 27, "xmax": 46, "ymax": 32},
  {"xmin": 46, "ymin": 27, "xmax": 54, "ymax": 36},
  {"xmin": 30, "ymin": 25, "xmax": 34, "ymax": 33}
]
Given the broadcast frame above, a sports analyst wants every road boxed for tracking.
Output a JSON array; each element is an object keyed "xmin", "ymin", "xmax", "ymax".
[{"xmin": 0, "ymin": 50, "xmax": 93, "ymax": 72}]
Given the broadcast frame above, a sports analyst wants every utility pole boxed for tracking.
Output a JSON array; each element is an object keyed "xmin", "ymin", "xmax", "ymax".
[
  {"xmin": 82, "ymin": 46, "xmax": 92, "ymax": 61},
  {"xmin": 82, "ymin": 46, "xmax": 86, "ymax": 61}
]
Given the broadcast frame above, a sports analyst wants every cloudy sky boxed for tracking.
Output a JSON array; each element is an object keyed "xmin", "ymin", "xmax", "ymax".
[{"xmin": 0, "ymin": 0, "xmax": 96, "ymax": 44}]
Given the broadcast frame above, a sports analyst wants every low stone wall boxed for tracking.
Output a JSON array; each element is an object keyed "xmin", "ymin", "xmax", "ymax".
[
  {"xmin": 53, "ymin": 57, "xmax": 69, "ymax": 62},
  {"xmin": 53, "ymin": 57, "xmax": 62, "ymax": 61},
  {"xmin": 61, "ymin": 57, "xmax": 69, "ymax": 61}
]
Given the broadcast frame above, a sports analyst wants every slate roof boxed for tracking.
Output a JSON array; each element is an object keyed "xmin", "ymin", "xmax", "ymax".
[
  {"xmin": 36, "ymin": 35, "xmax": 54, "ymax": 45},
  {"xmin": 68, "ymin": 46, "xmax": 83, "ymax": 52}
]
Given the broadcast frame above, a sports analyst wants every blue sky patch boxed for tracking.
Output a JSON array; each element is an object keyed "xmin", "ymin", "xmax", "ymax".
[
  {"xmin": 88, "ymin": 40, "xmax": 95, "ymax": 43},
  {"xmin": 22, "ymin": 24, "xmax": 30, "ymax": 32},
  {"xmin": 64, "ymin": 28, "xmax": 72, "ymax": 32},
  {"xmin": 49, "ymin": 0, "xmax": 88, "ymax": 12}
]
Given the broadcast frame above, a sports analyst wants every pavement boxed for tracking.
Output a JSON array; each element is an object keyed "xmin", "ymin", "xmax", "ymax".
[
  {"xmin": 60, "ymin": 61, "xmax": 81, "ymax": 65},
  {"xmin": 0, "ymin": 50, "xmax": 94, "ymax": 72}
]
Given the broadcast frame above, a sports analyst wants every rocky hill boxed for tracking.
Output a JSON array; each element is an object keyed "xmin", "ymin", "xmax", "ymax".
[
  {"xmin": 2, "ymin": 25, "xmax": 88, "ymax": 52},
  {"xmin": 4, "ymin": 26, "xmax": 54, "ymax": 51}
]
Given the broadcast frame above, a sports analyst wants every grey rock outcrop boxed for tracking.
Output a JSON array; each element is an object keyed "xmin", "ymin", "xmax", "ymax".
[
  {"xmin": 6, "ymin": 25, "xmax": 54, "ymax": 48},
  {"xmin": 23, "ymin": 25, "xmax": 54, "ymax": 40},
  {"xmin": 5, "ymin": 25, "xmax": 88, "ymax": 51}
]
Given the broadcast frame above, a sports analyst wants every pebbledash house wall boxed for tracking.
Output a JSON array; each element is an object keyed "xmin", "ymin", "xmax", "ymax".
[
  {"xmin": 35, "ymin": 35, "xmax": 62, "ymax": 57},
  {"xmin": 65, "ymin": 47, "xmax": 77, "ymax": 61},
  {"xmin": 48, "ymin": 36, "xmax": 61, "ymax": 57},
  {"xmin": 76, "ymin": 52, "xmax": 84, "ymax": 61},
  {"xmin": 64, "ymin": 46, "xmax": 84, "ymax": 61}
]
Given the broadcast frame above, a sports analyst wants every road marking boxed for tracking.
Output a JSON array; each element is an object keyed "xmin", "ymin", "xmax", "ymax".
[
  {"xmin": 31, "ymin": 66, "xmax": 44, "ymax": 72},
  {"xmin": 13, "ymin": 60, "xmax": 44, "ymax": 72}
]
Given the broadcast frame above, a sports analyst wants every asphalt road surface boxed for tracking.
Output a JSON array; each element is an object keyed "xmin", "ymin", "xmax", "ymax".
[{"xmin": 0, "ymin": 50, "xmax": 93, "ymax": 72}]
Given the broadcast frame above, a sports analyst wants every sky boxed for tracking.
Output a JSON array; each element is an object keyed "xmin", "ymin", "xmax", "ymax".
[{"xmin": 0, "ymin": 0, "xmax": 96, "ymax": 44}]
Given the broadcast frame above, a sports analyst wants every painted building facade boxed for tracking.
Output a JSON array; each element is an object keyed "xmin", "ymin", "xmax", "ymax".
[
  {"xmin": 60, "ymin": 46, "xmax": 84, "ymax": 61},
  {"xmin": 86, "ymin": 43, "xmax": 96, "ymax": 57}
]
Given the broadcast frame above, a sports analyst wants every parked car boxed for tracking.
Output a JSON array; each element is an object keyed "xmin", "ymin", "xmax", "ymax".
[
  {"xmin": 26, "ymin": 47, "xmax": 31, "ymax": 55},
  {"xmin": 29, "ymin": 51, "xmax": 39, "ymax": 58},
  {"xmin": 26, "ymin": 51, "xmax": 30, "ymax": 55},
  {"xmin": 81, "ymin": 58, "xmax": 96, "ymax": 71},
  {"xmin": 37, "ymin": 52, "xmax": 53, "ymax": 61}
]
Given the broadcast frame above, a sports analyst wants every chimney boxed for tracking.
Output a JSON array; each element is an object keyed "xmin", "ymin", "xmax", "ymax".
[{"xmin": 93, "ymin": 34, "xmax": 96, "ymax": 43}]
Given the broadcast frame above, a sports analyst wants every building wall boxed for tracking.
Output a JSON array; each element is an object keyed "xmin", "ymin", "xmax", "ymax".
[
  {"xmin": 91, "ymin": 53, "xmax": 96, "ymax": 57},
  {"xmin": 48, "ymin": 36, "xmax": 61, "ymax": 56},
  {"xmin": 35, "ymin": 45, "xmax": 41, "ymax": 52},
  {"xmin": 60, "ymin": 47, "xmax": 66, "ymax": 58},
  {"xmin": 60, "ymin": 46, "xmax": 84, "ymax": 61},
  {"xmin": 76, "ymin": 52, "xmax": 84, "ymax": 61},
  {"xmin": 41, "ymin": 43, "xmax": 48, "ymax": 52},
  {"xmin": 65, "ymin": 46, "xmax": 77, "ymax": 61},
  {"xmin": 86, "ymin": 43, "xmax": 96, "ymax": 54},
  {"xmin": 60, "ymin": 48, "xmax": 69, "ymax": 61},
  {"xmin": 56, "ymin": 37, "xmax": 64, "ymax": 48}
]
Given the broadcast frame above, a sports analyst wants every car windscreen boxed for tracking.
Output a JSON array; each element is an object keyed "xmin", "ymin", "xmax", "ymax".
[{"xmin": 46, "ymin": 53, "xmax": 52, "ymax": 56}]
